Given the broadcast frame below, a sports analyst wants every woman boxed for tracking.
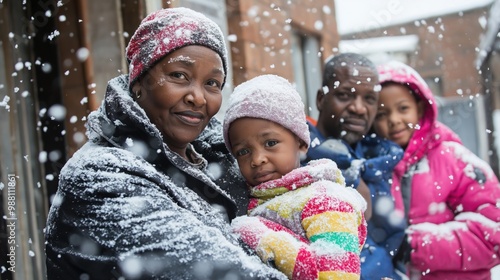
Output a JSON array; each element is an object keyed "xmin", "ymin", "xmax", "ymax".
[{"xmin": 45, "ymin": 7, "xmax": 286, "ymax": 279}]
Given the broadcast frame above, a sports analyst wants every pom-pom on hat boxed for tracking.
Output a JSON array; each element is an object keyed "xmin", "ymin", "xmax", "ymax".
[
  {"xmin": 223, "ymin": 74, "xmax": 310, "ymax": 152},
  {"xmin": 126, "ymin": 7, "xmax": 228, "ymax": 89}
]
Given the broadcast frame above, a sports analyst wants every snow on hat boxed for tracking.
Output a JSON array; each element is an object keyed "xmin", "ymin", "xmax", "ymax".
[
  {"xmin": 126, "ymin": 7, "xmax": 228, "ymax": 88},
  {"xmin": 223, "ymin": 74, "xmax": 310, "ymax": 152}
]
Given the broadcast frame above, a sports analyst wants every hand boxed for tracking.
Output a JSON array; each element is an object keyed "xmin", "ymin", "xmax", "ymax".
[
  {"xmin": 231, "ymin": 216, "xmax": 271, "ymax": 251},
  {"xmin": 232, "ymin": 216, "xmax": 306, "ymax": 251},
  {"xmin": 393, "ymin": 234, "xmax": 411, "ymax": 266},
  {"xmin": 231, "ymin": 216, "xmax": 310, "ymax": 278}
]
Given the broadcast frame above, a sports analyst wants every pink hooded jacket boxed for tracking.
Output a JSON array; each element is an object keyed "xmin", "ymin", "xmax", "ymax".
[{"xmin": 378, "ymin": 61, "xmax": 500, "ymax": 280}]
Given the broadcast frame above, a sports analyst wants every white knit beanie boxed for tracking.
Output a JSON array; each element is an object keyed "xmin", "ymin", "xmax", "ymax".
[{"xmin": 223, "ymin": 74, "xmax": 310, "ymax": 152}]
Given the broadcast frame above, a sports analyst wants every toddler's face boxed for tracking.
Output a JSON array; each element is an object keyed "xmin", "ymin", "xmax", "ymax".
[
  {"xmin": 228, "ymin": 118, "xmax": 307, "ymax": 186},
  {"xmin": 373, "ymin": 83, "xmax": 423, "ymax": 149}
]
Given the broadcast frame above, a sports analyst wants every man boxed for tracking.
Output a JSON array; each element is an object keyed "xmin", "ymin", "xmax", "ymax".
[{"xmin": 303, "ymin": 53, "xmax": 407, "ymax": 280}]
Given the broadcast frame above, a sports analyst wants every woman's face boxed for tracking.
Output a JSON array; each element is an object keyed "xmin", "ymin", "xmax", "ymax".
[
  {"xmin": 373, "ymin": 83, "xmax": 423, "ymax": 149},
  {"xmin": 135, "ymin": 45, "xmax": 224, "ymax": 156},
  {"xmin": 228, "ymin": 118, "xmax": 307, "ymax": 186}
]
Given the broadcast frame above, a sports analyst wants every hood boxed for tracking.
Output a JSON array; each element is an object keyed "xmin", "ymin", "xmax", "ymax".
[
  {"xmin": 378, "ymin": 60, "xmax": 437, "ymax": 130},
  {"xmin": 377, "ymin": 61, "xmax": 461, "ymax": 172},
  {"xmin": 86, "ymin": 74, "xmax": 165, "ymax": 162}
]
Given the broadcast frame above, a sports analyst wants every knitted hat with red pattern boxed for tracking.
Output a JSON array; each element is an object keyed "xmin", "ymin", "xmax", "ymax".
[{"xmin": 126, "ymin": 7, "xmax": 228, "ymax": 89}]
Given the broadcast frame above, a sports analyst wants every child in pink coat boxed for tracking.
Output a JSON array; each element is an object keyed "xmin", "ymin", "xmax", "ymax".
[
  {"xmin": 373, "ymin": 61, "xmax": 500, "ymax": 280},
  {"xmin": 223, "ymin": 74, "xmax": 367, "ymax": 280}
]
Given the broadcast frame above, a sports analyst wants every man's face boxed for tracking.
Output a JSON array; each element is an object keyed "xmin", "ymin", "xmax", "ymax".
[{"xmin": 316, "ymin": 65, "xmax": 380, "ymax": 145}]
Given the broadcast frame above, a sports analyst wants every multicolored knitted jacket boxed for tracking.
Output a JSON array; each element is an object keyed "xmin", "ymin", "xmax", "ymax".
[{"xmin": 232, "ymin": 159, "xmax": 367, "ymax": 280}]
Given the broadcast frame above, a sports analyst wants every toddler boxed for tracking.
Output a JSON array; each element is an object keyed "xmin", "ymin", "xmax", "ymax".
[{"xmin": 223, "ymin": 74, "xmax": 367, "ymax": 280}]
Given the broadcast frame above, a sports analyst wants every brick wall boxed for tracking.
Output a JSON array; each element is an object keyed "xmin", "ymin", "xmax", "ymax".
[
  {"xmin": 341, "ymin": 7, "xmax": 490, "ymax": 98},
  {"xmin": 226, "ymin": 0, "xmax": 340, "ymax": 87}
]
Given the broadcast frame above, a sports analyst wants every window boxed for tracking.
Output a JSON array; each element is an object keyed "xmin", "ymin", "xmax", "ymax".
[
  {"xmin": 424, "ymin": 76, "xmax": 443, "ymax": 97},
  {"xmin": 291, "ymin": 32, "xmax": 322, "ymax": 119}
]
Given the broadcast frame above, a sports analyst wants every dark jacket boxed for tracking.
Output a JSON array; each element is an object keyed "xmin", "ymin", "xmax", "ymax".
[
  {"xmin": 45, "ymin": 75, "xmax": 285, "ymax": 280},
  {"xmin": 305, "ymin": 122, "xmax": 406, "ymax": 280}
]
